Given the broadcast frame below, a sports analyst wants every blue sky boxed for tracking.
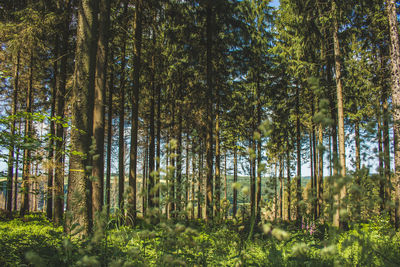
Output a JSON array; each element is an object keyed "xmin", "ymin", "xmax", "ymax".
[{"xmin": 270, "ymin": 0, "xmax": 280, "ymax": 8}]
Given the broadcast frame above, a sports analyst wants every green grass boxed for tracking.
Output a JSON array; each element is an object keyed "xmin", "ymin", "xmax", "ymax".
[{"xmin": 1, "ymin": 213, "xmax": 399, "ymax": 266}]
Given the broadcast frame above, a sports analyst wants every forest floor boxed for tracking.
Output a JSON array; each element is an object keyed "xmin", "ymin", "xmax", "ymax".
[{"xmin": 1, "ymin": 212, "xmax": 400, "ymax": 266}]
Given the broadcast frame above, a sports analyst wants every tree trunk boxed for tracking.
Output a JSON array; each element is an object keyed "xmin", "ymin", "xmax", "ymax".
[
  {"xmin": 382, "ymin": 91, "xmax": 391, "ymax": 214},
  {"xmin": 66, "ymin": 0, "xmax": 99, "ymax": 237},
  {"xmin": 386, "ymin": 0, "xmax": 400, "ymax": 228},
  {"xmin": 54, "ymin": 0, "xmax": 71, "ymax": 225},
  {"xmin": 333, "ymin": 0, "xmax": 346, "ymax": 228},
  {"xmin": 352, "ymin": 117, "xmax": 361, "ymax": 217},
  {"xmin": 14, "ymin": 119, "xmax": 22, "ymax": 211},
  {"xmin": 20, "ymin": 51, "xmax": 34, "ymax": 217},
  {"xmin": 169, "ymin": 101, "xmax": 176, "ymax": 217},
  {"xmin": 176, "ymin": 106, "xmax": 183, "ymax": 213},
  {"xmin": 317, "ymin": 123, "xmax": 324, "ymax": 218},
  {"xmin": 92, "ymin": 0, "xmax": 111, "ymax": 222},
  {"xmin": 106, "ymin": 50, "xmax": 114, "ymax": 216},
  {"xmin": 296, "ymin": 85, "xmax": 302, "ymax": 225},
  {"xmin": 46, "ymin": 40, "xmax": 58, "ymax": 220},
  {"xmin": 142, "ymin": 133, "xmax": 148, "ymax": 215},
  {"xmin": 287, "ymin": 140, "xmax": 291, "ymax": 221},
  {"xmin": 309, "ymin": 131, "xmax": 314, "ymax": 220},
  {"xmin": 279, "ymin": 157, "xmax": 283, "ymax": 219},
  {"xmin": 311, "ymin": 95, "xmax": 318, "ymax": 220},
  {"xmin": 198, "ymin": 140, "xmax": 203, "ymax": 219},
  {"xmin": 205, "ymin": 0, "xmax": 214, "ymax": 221},
  {"xmin": 156, "ymin": 64, "xmax": 161, "ymax": 208},
  {"xmin": 118, "ymin": 1, "xmax": 128, "ymax": 213},
  {"xmin": 250, "ymin": 137, "xmax": 256, "ymax": 220},
  {"xmin": 233, "ymin": 145, "xmax": 238, "ymax": 217},
  {"xmin": 148, "ymin": 44, "xmax": 156, "ymax": 208},
  {"xmin": 6, "ymin": 51, "xmax": 20, "ymax": 213},
  {"xmin": 127, "ymin": 0, "xmax": 143, "ymax": 224},
  {"xmin": 215, "ymin": 93, "xmax": 221, "ymax": 217},
  {"xmin": 191, "ymin": 139, "xmax": 196, "ymax": 219},
  {"xmin": 185, "ymin": 131, "xmax": 190, "ymax": 211},
  {"xmin": 256, "ymin": 81, "xmax": 262, "ymax": 222},
  {"xmin": 378, "ymin": 105, "xmax": 385, "ymax": 212}
]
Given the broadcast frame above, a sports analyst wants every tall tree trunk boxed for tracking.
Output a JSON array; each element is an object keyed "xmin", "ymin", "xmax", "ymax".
[
  {"xmin": 382, "ymin": 91, "xmax": 391, "ymax": 214},
  {"xmin": 142, "ymin": 133, "xmax": 148, "ymax": 215},
  {"xmin": 317, "ymin": 123, "xmax": 324, "ymax": 218},
  {"xmin": 311, "ymin": 95, "xmax": 318, "ymax": 220},
  {"xmin": 148, "ymin": 44, "xmax": 156, "ymax": 208},
  {"xmin": 20, "ymin": 51, "xmax": 34, "ymax": 217},
  {"xmin": 156, "ymin": 66, "xmax": 161, "ymax": 208},
  {"xmin": 309, "ymin": 131, "xmax": 314, "ymax": 220},
  {"xmin": 118, "ymin": 1, "xmax": 128, "ymax": 213},
  {"xmin": 287, "ymin": 141, "xmax": 291, "ymax": 221},
  {"xmin": 46, "ymin": 41, "xmax": 58, "ymax": 219},
  {"xmin": 378, "ymin": 104, "xmax": 385, "ymax": 212},
  {"xmin": 274, "ymin": 163, "xmax": 278, "ymax": 220},
  {"xmin": 332, "ymin": 0, "xmax": 346, "ymax": 228},
  {"xmin": 197, "ymin": 140, "xmax": 203, "ymax": 219},
  {"xmin": 224, "ymin": 152, "xmax": 227, "ymax": 201},
  {"xmin": 176, "ymin": 105, "xmax": 183, "ymax": 213},
  {"xmin": 127, "ymin": 0, "xmax": 143, "ymax": 224},
  {"xmin": 169, "ymin": 101, "xmax": 176, "ymax": 217},
  {"xmin": 279, "ymin": 157, "xmax": 283, "ymax": 219},
  {"xmin": 191, "ymin": 139, "xmax": 196, "ymax": 219},
  {"xmin": 386, "ymin": 0, "xmax": 400, "ymax": 228},
  {"xmin": 6, "ymin": 51, "xmax": 20, "ymax": 213},
  {"xmin": 106, "ymin": 50, "xmax": 114, "ymax": 216},
  {"xmin": 54, "ymin": 0, "xmax": 71, "ymax": 225},
  {"xmin": 14, "ymin": 119, "xmax": 22, "ymax": 211},
  {"xmin": 296, "ymin": 85, "xmax": 302, "ymax": 225},
  {"xmin": 353, "ymin": 117, "xmax": 361, "ymax": 218},
  {"xmin": 66, "ymin": 0, "xmax": 99, "ymax": 237},
  {"xmin": 92, "ymin": 0, "xmax": 111, "ymax": 222},
  {"xmin": 185, "ymin": 131, "xmax": 190, "ymax": 211},
  {"xmin": 205, "ymin": 0, "xmax": 214, "ymax": 221},
  {"xmin": 215, "ymin": 93, "xmax": 221, "ymax": 217},
  {"xmin": 233, "ymin": 145, "xmax": 238, "ymax": 217},
  {"xmin": 250, "ymin": 137, "xmax": 256, "ymax": 220},
  {"xmin": 256, "ymin": 80, "xmax": 262, "ymax": 222}
]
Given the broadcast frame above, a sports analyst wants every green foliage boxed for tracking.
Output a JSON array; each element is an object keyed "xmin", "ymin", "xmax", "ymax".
[{"xmin": 1, "ymin": 214, "xmax": 399, "ymax": 266}]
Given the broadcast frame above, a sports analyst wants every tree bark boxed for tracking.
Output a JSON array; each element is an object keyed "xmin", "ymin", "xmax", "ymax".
[
  {"xmin": 296, "ymin": 85, "xmax": 302, "ymax": 225},
  {"xmin": 148, "ymin": 41, "xmax": 156, "ymax": 208},
  {"xmin": 279, "ymin": 157, "xmax": 283, "ymax": 219},
  {"xmin": 176, "ymin": 104, "xmax": 183, "ymax": 213},
  {"xmin": 106, "ymin": 50, "xmax": 114, "ymax": 217},
  {"xmin": 317, "ymin": 123, "xmax": 324, "ymax": 218},
  {"xmin": 332, "ymin": 0, "xmax": 346, "ymax": 228},
  {"xmin": 256, "ymin": 80, "xmax": 262, "ymax": 222},
  {"xmin": 54, "ymin": 0, "xmax": 71, "ymax": 225},
  {"xmin": 6, "ymin": 51, "xmax": 20, "ymax": 213},
  {"xmin": 287, "ymin": 140, "xmax": 291, "ymax": 221},
  {"xmin": 198, "ymin": 140, "xmax": 203, "ymax": 219},
  {"xmin": 127, "ymin": 0, "xmax": 143, "ymax": 224},
  {"xmin": 46, "ymin": 40, "xmax": 58, "ymax": 219},
  {"xmin": 66, "ymin": 0, "xmax": 99, "ymax": 237},
  {"xmin": 386, "ymin": 0, "xmax": 400, "ymax": 228},
  {"xmin": 118, "ymin": 0, "xmax": 128, "ymax": 213},
  {"xmin": 205, "ymin": 0, "xmax": 214, "ymax": 221},
  {"xmin": 20, "ymin": 51, "xmax": 34, "ymax": 217},
  {"xmin": 382, "ymin": 90, "xmax": 391, "ymax": 214},
  {"xmin": 233, "ymin": 145, "xmax": 238, "ymax": 217},
  {"xmin": 92, "ymin": 0, "xmax": 111, "ymax": 222},
  {"xmin": 14, "ymin": 119, "xmax": 22, "ymax": 211},
  {"xmin": 215, "ymin": 92, "xmax": 221, "ymax": 217}
]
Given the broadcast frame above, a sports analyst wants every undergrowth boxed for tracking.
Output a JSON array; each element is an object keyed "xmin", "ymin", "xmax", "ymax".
[{"xmin": 0, "ymin": 213, "xmax": 399, "ymax": 266}]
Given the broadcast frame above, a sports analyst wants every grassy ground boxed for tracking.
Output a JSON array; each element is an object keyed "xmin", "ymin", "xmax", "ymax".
[{"xmin": 1, "ymin": 212, "xmax": 400, "ymax": 266}]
